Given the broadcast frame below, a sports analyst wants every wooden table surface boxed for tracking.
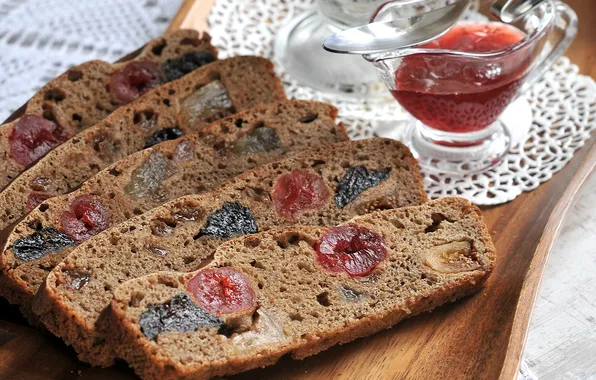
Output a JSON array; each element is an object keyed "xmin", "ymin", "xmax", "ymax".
[{"xmin": 521, "ymin": 2, "xmax": 596, "ymax": 379}]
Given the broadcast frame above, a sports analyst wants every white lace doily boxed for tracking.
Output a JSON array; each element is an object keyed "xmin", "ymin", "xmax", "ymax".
[{"xmin": 209, "ymin": 0, "xmax": 596, "ymax": 206}]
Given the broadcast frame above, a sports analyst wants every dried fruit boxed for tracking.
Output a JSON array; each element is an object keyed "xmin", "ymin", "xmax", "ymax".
[
  {"xmin": 146, "ymin": 246, "xmax": 169, "ymax": 256},
  {"xmin": 26, "ymin": 192, "xmax": 53, "ymax": 211},
  {"xmin": 186, "ymin": 267, "xmax": 256, "ymax": 315},
  {"xmin": 172, "ymin": 206, "xmax": 204, "ymax": 222},
  {"xmin": 151, "ymin": 218, "xmax": 175, "ymax": 237},
  {"xmin": 139, "ymin": 294, "xmax": 222, "ymax": 340},
  {"xmin": 144, "ymin": 127, "xmax": 185, "ymax": 149},
  {"xmin": 339, "ymin": 286, "xmax": 364, "ymax": 301},
  {"xmin": 60, "ymin": 195, "xmax": 110, "ymax": 242},
  {"xmin": 316, "ymin": 225, "xmax": 387, "ymax": 277},
  {"xmin": 162, "ymin": 51, "xmax": 216, "ymax": 82},
  {"xmin": 173, "ymin": 140, "xmax": 194, "ymax": 161},
  {"xmin": 63, "ymin": 270, "xmax": 91, "ymax": 290},
  {"xmin": 91, "ymin": 132, "xmax": 121, "ymax": 160},
  {"xmin": 272, "ymin": 170, "xmax": 330, "ymax": 221},
  {"xmin": 30, "ymin": 176, "xmax": 52, "ymax": 192},
  {"xmin": 125, "ymin": 152, "xmax": 177, "ymax": 199},
  {"xmin": 231, "ymin": 127, "xmax": 283, "ymax": 155},
  {"xmin": 422, "ymin": 241, "xmax": 480, "ymax": 273},
  {"xmin": 196, "ymin": 202, "xmax": 257, "ymax": 239},
  {"xmin": 110, "ymin": 61, "xmax": 166, "ymax": 104},
  {"xmin": 335, "ymin": 166, "xmax": 391, "ymax": 208},
  {"xmin": 181, "ymin": 80, "xmax": 234, "ymax": 126},
  {"xmin": 13, "ymin": 228, "xmax": 75, "ymax": 262},
  {"xmin": 9, "ymin": 115, "xmax": 69, "ymax": 167}
]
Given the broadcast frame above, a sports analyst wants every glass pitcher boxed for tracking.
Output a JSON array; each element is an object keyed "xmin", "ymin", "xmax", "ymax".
[{"xmin": 364, "ymin": 0, "xmax": 577, "ymax": 174}]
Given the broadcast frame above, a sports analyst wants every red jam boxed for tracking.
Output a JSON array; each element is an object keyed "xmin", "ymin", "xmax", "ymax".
[
  {"xmin": 9, "ymin": 115, "xmax": 69, "ymax": 167},
  {"xmin": 110, "ymin": 61, "xmax": 166, "ymax": 104},
  {"xmin": 392, "ymin": 23, "xmax": 529, "ymax": 133},
  {"xmin": 186, "ymin": 267, "xmax": 256, "ymax": 315},
  {"xmin": 316, "ymin": 225, "xmax": 387, "ymax": 277},
  {"xmin": 272, "ymin": 170, "xmax": 330, "ymax": 221},
  {"xmin": 26, "ymin": 192, "xmax": 53, "ymax": 211},
  {"xmin": 59, "ymin": 195, "xmax": 109, "ymax": 242}
]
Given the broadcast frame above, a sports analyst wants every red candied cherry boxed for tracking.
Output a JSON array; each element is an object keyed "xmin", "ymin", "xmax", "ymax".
[
  {"xmin": 9, "ymin": 115, "xmax": 69, "ymax": 167},
  {"xmin": 186, "ymin": 267, "xmax": 256, "ymax": 315},
  {"xmin": 316, "ymin": 225, "xmax": 387, "ymax": 277},
  {"xmin": 272, "ymin": 170, "xmax": 330, "ymax": 221},
  {"xmin": 60, "ymin": 195, "xmax": 109, "ymax": 242},
  {"xmin": 26, "ymin": 192, "xmax": 54, "ymax": 211},
  {"xmin": 110, "ymin": 61, "xmax": 166, "ymax": 104}
]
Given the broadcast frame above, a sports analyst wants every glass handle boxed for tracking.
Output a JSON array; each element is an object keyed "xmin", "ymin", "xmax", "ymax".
[
  {"xmin": 519, "ymin": 1, "xmax": 578, "ymax": 95},
  {"xmin": 491, "ymin": 0, "xmax": 546, "ymax": 23}
]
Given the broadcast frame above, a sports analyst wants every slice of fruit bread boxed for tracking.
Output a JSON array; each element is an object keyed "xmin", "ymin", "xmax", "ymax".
[
  {"xmin": 0, "ymin": 100, "xmax": 346, "ymax": 317},
  {"xmin": 0, "ymin": 56, "xmax": 286, "ymax": 232},
  {"xmin": 33, "ymin": 138, "xmax": 427, "ymax": 366},
  {"xmin": 108, "ymin": 197, "xmax": 495, "ymax": 380},
  {"xmin": 0, "ymin": 29, "xmax": 217, "ymax": 190}
]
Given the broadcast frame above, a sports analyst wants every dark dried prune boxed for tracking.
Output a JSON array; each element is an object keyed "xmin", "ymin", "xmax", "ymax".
[
  {"xmin": 231, "ymin": 127, "xmax": 283, "ymax": 155},
  {"xmin": 139, "ymin": 293, "xmax": 222, "ymax": 340},
  {"xmin": 334, "ymin": 166, "xmax": 391, "ymax": 208},
  {"xmin": 196, "ymin": 202, "xmax": 257, "ymax": 239},
  {"xmin": 13, "ymin": 228, "xmax": 75, "ymax": 262},
  {"xmin": 144, "ymin": 127, "xmax": 185, "ymax": 149},
  {"xmin": 162, "ymin": 51, "xmax": 216, "ymax": 82}
]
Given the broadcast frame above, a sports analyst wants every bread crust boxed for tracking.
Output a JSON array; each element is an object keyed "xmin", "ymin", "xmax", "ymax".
[
  {"xmin": 107, "ymin": 198, "xmax": 495, "ymax": 379},
  {"xmin": 0, "ymin": 29, "xmax": 217, "ymax": 191},
  {"xmin": 0, "ymin": 100, "xmax": 345, "ymax": 319},
  {"xmin": 32, "ymin": 138, "xmax": 427, "ymax": 366}
]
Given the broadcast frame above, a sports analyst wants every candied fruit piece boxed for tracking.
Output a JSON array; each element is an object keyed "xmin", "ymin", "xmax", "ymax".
[
  {"xmin": 272, "ymin": 170, "xmax": 330, "ymax": 221},
  {"xmin": 139, "ymin": 294, "xmax": 222, "ymax": 340},
  {"xmin": 186, "ymin": 267, "xmax": 256, "ymax": 315},
  {"xmin": 231, "ymin": 127, "xmax": 283, "ymax": 155},
  {"xmin": 171, "ymin": 206, "xmax": 204, "ymax": 222},
  {"xmin": 162, "ymin": 51, "xmax": 215, "ymax": 81},
  {"xmin": 60, "ymin": 195, "xmax": 110, "ymax": 242},
  {"xmin": 181, "ymin": 80, "xmax": 234, "ymax": 126},
  {"xmin": 196, "ymin": 202, "xmax": 258, "ymax": 239},
  {"xmin": 13, "ymin": 228, "xmax": 75, "ymax": 262},
  {"xmin": 316, "ymin": 225, "xmax": 387, "ymax": 277},
  {"xmin": 63, "ymin": 270, "xmax": 91, "ymax": 290},
  {"xmin": 422, "ymin": 241, "xmax": 480, "ymax": 273},
  {"xmin": 144, "ymin": 127, "xmax": 185, "ymax": 149},
  {"xmin": 174, "ymin": 140, "xmax": 195, "ymax": 161},
  {"xmin": 125, "ymin": 152, "xmax": 177, "ymax": 199},
  {"xmin": 9, "ymin": 115, "xmax": 69, "ymax": 167},
  {"xmin": 151, "ymin": 218, "xmax": 175, "ymax": 237},
  {"xmin": 146, "ymin": 246, "xmax": 169, "ymax": 256},
  {"xmin": 110, "ymin": 61, "xmax": 166, "ymax": 104},
  {"xmin": 26, "ymin": 192, "xmax": 53, "ymax": 211},
  {"xmin": 335, "ymin": 166, "xmax": 392, "ymax": 208},
  {"xmin": 30, "ymin": 176, "xmax": 52, "ymax": 192}
]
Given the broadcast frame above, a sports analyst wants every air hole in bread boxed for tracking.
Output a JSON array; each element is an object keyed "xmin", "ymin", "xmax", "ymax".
[
  {"xmin": 258, "ymin": 282, "xmax": 264, "ymax": 289},
  {"xmin": 217, "ymin": 163, "xmax": 226, "ymax": 170},
  {"xmin": 67, "ymin": 70, "xmax": 83, "ymax": 81},
  {"xmin": 249, "ymin": 259, "xmax": 265, "ymax": 270},
  {"xmin": 299, "ymin": 113, "xmax": 318, "ymax": 123},
  {"xmin": 162, "ymin": 98, "xmax": 171, "ymax": 107},
  {"xmin": 72, "ymin": 113, "xmax": 82, "ymax": 122},
  {"xmin": 244, "ymin": 237, "xmax": 260, "ymax": 248},
  {"xmin": 44, "ymin": 88, "xmax": 66, "ymax": 102},
  {"xmin": 108, "ymin": 192, "xmax": 116, "ymax": 199},
  {"xmin": 129, "ymin": 291, "xmax": 145, "ymax": 307},
  {"xmin": 311, "ymin": 160, "xmax": 325, "ymax": 168},
  {"xmin": 39, "ymin": 203, "xmax": 49, "ymax": 212},
  {"xmin": 181, "ymin": 37, "xmax": 200, "ymax": 46},
  {"xmin": 424, "ymin": 213, "xmax": 447, "ymax": 233},
  {"xmin": 234, "ymin": 119, "xmax": 244, "ymax": 128},
  {"xmin": 151, "ymin": 40, "xmax": 166, "ymax": 56},
  {"xmin": 133, "ymin": 208, "xmax": 143, "ymax": 216},
  {"xmin": 42, "ymin": 108, "xmax": 57, "ymax": 123},
  {"xmin": 289, "ymin": 312, "xmax": 304, "ymax": 322},
  {"xmin": 27, "ymin": 219, "xmax": 42, "ymax": 231},
  {"xmin": 220, "ymin": 125, "xmax": 229, "ymax": 133},
  {"xmin": 392, "ymin": 219, "xmax": 405, "ymax": 229},
  {"xmin": 183, "ymin": 257, "xmax": 196, "ymax": 265},
  {"xmin": 357, "ymin": 155, "xmax": 369, "ymax": 161},
  {"xmin": 297, "ymin": 262, "xmax": 314, "ymax": 273},
  {"xmin": 317, "ymin": 292, "xmax": 331, "ymax": 307}
]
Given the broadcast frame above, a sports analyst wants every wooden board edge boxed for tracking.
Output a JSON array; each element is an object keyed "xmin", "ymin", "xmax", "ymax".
[
  {"xmin": 498, "ymin": 140, "xmax": 596, "ymax": 380},
  {"xmin": 167, "ymin": 0, "xmax": 215, "ymax": 33}
]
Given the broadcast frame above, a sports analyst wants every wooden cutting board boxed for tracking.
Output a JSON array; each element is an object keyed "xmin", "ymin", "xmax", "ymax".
[{"xmin": 0, "ymin": 0, "xmax": 594, "ymax": 379}]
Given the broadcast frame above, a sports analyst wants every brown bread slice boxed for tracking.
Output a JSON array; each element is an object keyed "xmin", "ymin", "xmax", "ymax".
[
  {"xmin": 0, "ymin": 100, "xmax": 346, "ymax": 317},
  {"xmin": 33, "ymin": 138, "xmax": 427, "ymax": 366},
  {"xmin": 0, "ymin": 56, "xmax": 286, "ymax": 232},
  {"xmin": 0, "ymin": 29, "xmax": 217, "ymax": 190},
  {"xmin": 107, "ymin": 197, "xmax": 495, "ymax": 380}
]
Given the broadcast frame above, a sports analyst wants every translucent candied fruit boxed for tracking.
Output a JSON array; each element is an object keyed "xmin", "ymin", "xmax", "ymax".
[
  {"xmin": 60, "ymin": 195, "xmax": 109, "ymax": 242},
  {"xmin": 181, "ymin": 80, "xmax": 234, "ymax": 126},
  {"xmin": 125, "ymin": 152, "xmax": 177, "ymax": 199},
  {"xmin": 110, "ymin": 61, "xmax": 166, "ymax": 104},
  {"xmin": 9, "ymin": 115, "xmax": 69, "ymax": 167},
  {"xmin": 272, "ymin": 170, "xmax": 330, "ymax": 221}
]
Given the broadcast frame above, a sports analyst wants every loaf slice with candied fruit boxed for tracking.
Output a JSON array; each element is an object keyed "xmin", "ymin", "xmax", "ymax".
[
  {"xmin": 33, "ymin": 138, "xmax": 427, "ymax": 366},
  {"xmin": 107, "ymin": 197, "xmax": 495, "ymax": 380},
  {"xmin": 0, "ymin": 56, "xmax": 286, "ymax": 233},
  {"xmin": 0, "ymin": 100, "xmax": 346, "ymax": 318},
  {"xmin": 0, "ymin": 29, "xmax": 217, "ymax": 191}
]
